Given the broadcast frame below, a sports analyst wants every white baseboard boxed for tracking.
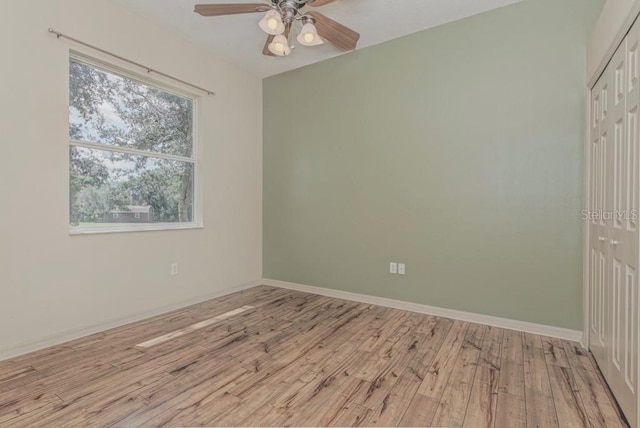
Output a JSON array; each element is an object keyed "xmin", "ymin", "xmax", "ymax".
[
  {"xmin": 0, "ymin": 279, "xmax": 262, "ymax": 362},
  {"xmin": 2, "ymin": 278, "xmax": 583, "ymax": 363},
  {"xmin": 263, "ymin": 278, "xmax": 584, "ymax": 344}
]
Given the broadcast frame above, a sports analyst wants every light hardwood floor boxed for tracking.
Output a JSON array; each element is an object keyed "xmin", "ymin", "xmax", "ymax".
[{"xmin": 0, "ymin": 286, "xmax": 629, "ymax": 427}]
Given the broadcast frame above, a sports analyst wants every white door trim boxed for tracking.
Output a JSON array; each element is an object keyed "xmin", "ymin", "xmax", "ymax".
[
  {"xmin": 584, "ymin": 86, "xmax": 592, "ymax": 350},
  {"xmin": 263, "ymin": 279, "xmax": 583, "ymax": 343}
]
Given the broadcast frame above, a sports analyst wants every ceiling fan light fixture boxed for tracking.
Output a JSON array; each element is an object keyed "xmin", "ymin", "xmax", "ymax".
[
  {"xmin": 297, "ymin": 20, "xmax": 323, "ymax": 46},
  {"xmin": 259, "ymin": 10, "xmax": 285, "ymax": 35},
  {"xmin": 268, "ymin": 34, "xmax": 292, "ymax": 56}
]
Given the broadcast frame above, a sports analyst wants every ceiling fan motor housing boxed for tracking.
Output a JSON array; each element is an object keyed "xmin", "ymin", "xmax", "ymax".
[{"xmin": 273, "ymin": 0, "xmax": 313, "ymax": 24}]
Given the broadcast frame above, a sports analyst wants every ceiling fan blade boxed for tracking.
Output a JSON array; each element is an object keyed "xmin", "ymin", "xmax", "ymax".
[
  {"xmin": 194, "ymin": 3, "xmax": 266, "ymax": 16},
  {"xmin": 307, "ymin": 12, "xmax": 360, "ymax": 52},
  {"xmin": 262, "ymin": 25, "xmax": 292, "ymax": 56},
  {"xmin": 309, "ymin": 0, "xmax": 339, "ymax": 6},
  {"xmin": 263, "ymin": 34, "xmax": 276, "ymax": 56}
]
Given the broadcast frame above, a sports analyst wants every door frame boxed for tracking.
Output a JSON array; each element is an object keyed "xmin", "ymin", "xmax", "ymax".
[{"xmin": 583, "ymin": 84, "xmax": 592, "ymax": 351}]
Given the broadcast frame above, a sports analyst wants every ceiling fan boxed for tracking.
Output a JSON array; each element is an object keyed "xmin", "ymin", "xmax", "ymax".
[{"xmin": 194, "ymin": 0, "xmax": 360, "ymax": 57}]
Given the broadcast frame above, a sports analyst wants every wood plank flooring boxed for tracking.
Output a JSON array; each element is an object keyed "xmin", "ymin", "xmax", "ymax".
[{"xmin": 0, "ymin": 285, "xmax": 629, "ymax": 427}]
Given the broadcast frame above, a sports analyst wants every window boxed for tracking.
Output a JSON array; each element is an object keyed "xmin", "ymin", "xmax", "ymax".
[{"xmin": 68, "ymin": 56, "xmax": 198, "ymax": 233}]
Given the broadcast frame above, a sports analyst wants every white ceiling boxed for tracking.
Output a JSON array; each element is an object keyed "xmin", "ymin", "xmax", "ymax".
[{"xmin": 114, "ymin": 0, "xmax": 521, "ymax": 78}]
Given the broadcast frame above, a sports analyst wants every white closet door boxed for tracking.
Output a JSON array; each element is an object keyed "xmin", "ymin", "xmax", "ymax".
[
  {"xmin": 608, "ymin": 22, "xmax": 639, "ymax": 424},
  {"xmin": 590, "ymin": 20, "xmax": 640, "ymax": 426}
]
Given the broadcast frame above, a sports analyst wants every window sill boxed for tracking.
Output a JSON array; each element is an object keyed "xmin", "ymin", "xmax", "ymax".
[{"xmin": 69, "ymin": 223, "xmax": 203, "ymax": 236}]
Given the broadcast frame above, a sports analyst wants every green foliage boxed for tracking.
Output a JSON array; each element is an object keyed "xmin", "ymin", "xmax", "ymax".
[{"xmin": 72, "ymin": 183, "xmax": 129, "ymax": 223}]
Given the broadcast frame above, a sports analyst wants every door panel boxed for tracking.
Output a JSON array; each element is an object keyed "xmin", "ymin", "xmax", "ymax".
[
  {"xmin": 613, "ymin": 258, "xmax": 622, "ymax": 369},
  {"xmin": 625, "ymin": 265, "xmax": 637, "ymax": 390}
]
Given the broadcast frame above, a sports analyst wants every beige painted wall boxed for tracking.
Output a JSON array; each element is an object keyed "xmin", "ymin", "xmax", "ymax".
[
  {"xmin": 0, "ymin": 0, "xmax": 262, "ymax": 359},
  {"xmin": 264, "ymin": 0, "xmax": 603, "ymax": 330},
  {"xmin": 588, "ymin": 0, "xmax": 640, "ymax": 85}
]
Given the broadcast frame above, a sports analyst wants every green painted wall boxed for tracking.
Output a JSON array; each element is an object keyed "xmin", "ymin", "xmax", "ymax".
[{"xmin": 263, "ymin": 0, "xmax": 603, "ymax": 330}]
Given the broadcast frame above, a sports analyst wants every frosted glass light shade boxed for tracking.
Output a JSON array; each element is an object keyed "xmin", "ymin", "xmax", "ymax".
[
  {"xmin": 259, "ymin": 10, "xmax": 285, "ymax": 35},
  {"xmin": 297, "ymin": 22, "xmax": 323, "ymax": 46},
  {"xmin": 268, "ymin": 34, "xmax": 291, "ymax": 56}
]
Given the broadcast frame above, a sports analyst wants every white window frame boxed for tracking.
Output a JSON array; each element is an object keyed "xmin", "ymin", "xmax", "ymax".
[{"xmin": 68, "ymin": 53, "xmax": 202, "ymax": 235}]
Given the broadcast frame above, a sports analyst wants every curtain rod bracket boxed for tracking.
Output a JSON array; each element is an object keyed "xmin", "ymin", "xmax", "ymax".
[{"xmin": 48, "ymin": 28, "xmax": 216, "ymax": 96}]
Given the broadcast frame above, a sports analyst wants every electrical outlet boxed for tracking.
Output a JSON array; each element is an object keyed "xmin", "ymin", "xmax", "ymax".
[
  {"xmin": 170, "ymin": 263, "xmax": 179, "ymax": 275},
  {"xmin": 390, "ymin": 262, "xmax": 398, "ymax": 274},
  {"xmin": 398, "ymin": 263, "xmax": 406, "ymax": 275}
]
